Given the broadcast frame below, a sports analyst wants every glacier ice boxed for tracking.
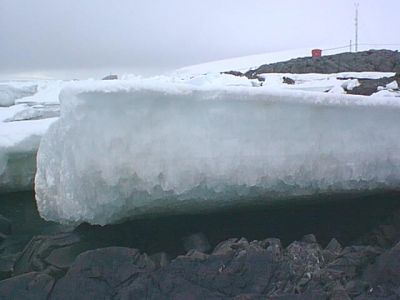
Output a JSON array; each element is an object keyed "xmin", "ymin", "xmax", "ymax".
[{"xmin": 35, "ymin": 80, "xmax": 400, "ymax": 225}]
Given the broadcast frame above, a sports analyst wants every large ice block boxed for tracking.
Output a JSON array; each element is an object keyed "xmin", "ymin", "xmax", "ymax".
[
  {"xmin": 35, "ymin": 81, "xmax": 400, "ymax": 225},
  {"xmin": 0, "ymin": 118, "xmax": 56, "ymax": 193}
]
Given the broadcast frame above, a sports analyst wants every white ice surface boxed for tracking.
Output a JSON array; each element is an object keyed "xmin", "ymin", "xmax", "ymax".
[
  {"xmin": 35, "ymin": 80, "xmax": 400, "ymax": 225},
  {"xmin": 0, "ymin": 84, "xmax": 37, "ymax": 107},
  {"xmin": 0, "ymin": 80, "xmax": 65, "ymax": 193},
  {"xmin": 0, "ymin": 117, "xmax": 57, "ymax": 192},
  {"xmin": 386, "ymin": 81, "xmax": 399, "ymax": 90}
]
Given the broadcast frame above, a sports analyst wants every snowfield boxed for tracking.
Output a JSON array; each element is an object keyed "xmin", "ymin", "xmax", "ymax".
[{"xmin": 35, "ymin": 80, "xmax": 400, "ymax": 225}]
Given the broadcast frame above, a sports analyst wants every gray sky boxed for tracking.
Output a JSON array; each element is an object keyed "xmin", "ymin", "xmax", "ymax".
[{"xmin": 0, "ymin": 0, "xmax": 398, "ymax": 79}]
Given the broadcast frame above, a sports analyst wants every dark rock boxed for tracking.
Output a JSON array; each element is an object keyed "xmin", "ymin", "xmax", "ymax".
[
  {"xmin": 323, "ymin": 238, "xmax": 343, "ymax": 263},
  {"xmin": 50, "ymin": 247, "xmax": 156, "ymax": 300},
  {"xmin": 363, "ymin": 241, "xmax": 400, "ymax": 290},
  {"xmin": 330, "ymin": 285, "xmax": 351, "ymax": 300},
  {"xmin": 323, "ymin": 245, "xmax": 382, "ymax": 281},
  {"xmin": 0, "ymin": 253, "xmax": 20, "ymax": 281},
  {"xmin": 117, "ymin": 236, "xmax": 332, "ymax": 298},
  {"xmin": 102, "ymin": 74, "xmax": 118, "ymax": 80},
  {"xmin": 13, "ymin": 232, "xmax": 82, "ymax": 278},
  {"xmin": 269, "ymin": 291, "xmax": 327, "ymax": 299},
  {"xmin": 0, "ymin": 215, "xmax": 11, "ymax": 236},
  {"xmin": 347, "ymin": 76, "xmax": 395, "ymax": 96},
  {"xmin": 144, "ymin": 242, "xmax": 283, "ymax": 298},
  {"xmin": 0, "ymin": 272, "xmax": 54, "ymax": 300},
  {"xmin": 183, "ymin": 232, "xmax": 211, "ymax": 253},
  {"xmin": 282, "ymin": 76, "xmax": 295, "ymax": 85},
  {"xmin": 244, "ymin": 49, "xmax": 400, "ymax": 78},
  {"xmin": 222, "ymin": 70, "xmax": 245, "ymax": 77},
  {"xmin": 345, "ymin": 280, "xmax": 369, "ymax": 297},
  {"xmin": 185, "ymin": 249, "xmax": 209, "ymax": 260},
  {"xmin": 150, "ymin": 252, "xmax": 170, "ymax": 268},
  {"xmin": 261, "ymin": 238, "xmax": 283, "ymax": 260},
  {"xmin": 212, "ymin": 237, "xmax": 250, "ymax": 255},
  {"xmin": 394, "ymin": 72, "xmax": 400, "ymax": 86},
  {"xmin": 10, "ymin": 232, "xmax": 389, "ymax": 299},
  {"xmin": 0, "ymin": 254, "xmax": 19, "ymax": 281},
  {"xmin": 325, "ymin": 238, "xmax": 342, "ymax": 254}
]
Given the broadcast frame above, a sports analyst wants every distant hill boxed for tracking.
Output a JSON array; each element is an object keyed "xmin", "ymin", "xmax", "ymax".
[{"xmin": 244, "ymin": 49, "xmax": 400, "ymax": 78}]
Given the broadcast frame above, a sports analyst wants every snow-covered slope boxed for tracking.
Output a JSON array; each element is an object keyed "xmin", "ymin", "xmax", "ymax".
[
  {"xmin": 175, "ymin": 46, "xmax": 400, "ymax": 77},
  {"xmin": 175, "ymin": 48, "xmax": 314, "ymax": 77},
  {"xmin": 35, "ymin": 80, "xmax": 400, "ymax": 225}
]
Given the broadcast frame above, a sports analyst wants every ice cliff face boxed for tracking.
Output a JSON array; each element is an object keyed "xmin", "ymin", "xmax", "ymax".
[{"xmin": 35, "ymin": 81, "xmax": 400, "ymax": 225}]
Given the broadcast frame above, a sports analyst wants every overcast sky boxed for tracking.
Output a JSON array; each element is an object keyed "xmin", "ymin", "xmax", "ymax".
[{"xmin": 0, "ymin": 0, "xmax": 398, "ymax": 79}]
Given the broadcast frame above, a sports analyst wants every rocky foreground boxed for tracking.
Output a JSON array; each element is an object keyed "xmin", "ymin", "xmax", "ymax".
[{"xmin": 2, "ymin": 204, "xmax": 400, "ymax": 300}]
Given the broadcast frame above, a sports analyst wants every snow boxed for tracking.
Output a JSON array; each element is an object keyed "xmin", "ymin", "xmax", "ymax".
[
  {"xmin": 35, "ymin": 80, "xmax": 400, "ymax": 225},
  {"xmin": 181, "ymin": 72, "xmax": 388, "ymax": 95},
  {"xmin": 372, "ymin": 89, "xmax": 400, "ymax": 97},
  {"xmin": 0, "ymin": 117, "xmax": 57, "ymax": 192},
  {"xmin": 342, "ymin": 79, "xmax": 360, "ymax": 91},
  {"xmin": 327, "ymin": 86, "xmax": 346, "ymax": 94},
  {"xmin": 175, "ymin": 48, "xmax": 315, "ymax": 77},
  {"xmin": 183, "ymin": 73, "xmax": 260, "ymax": 87},
  {"xmin": 0, "ymin": 84, "xmax": 37, "ymax": 107},
  {"xmin": 386, "ymin": 81, "xmax": 399, "ymax": 90},
  {"xmin": 14, "ymin": 80, "xmax": 66, "ymax": 104},
  {"xmin": 0, "ymin": 80, "xmax": 66, "ymax": 193},
  {"xmin": 174, "ymin": 45, "xmax": 400, "ymax": 77},
  {"xmin": 371, "ymin": 80, "xmax": 400, "ymax": 98}
]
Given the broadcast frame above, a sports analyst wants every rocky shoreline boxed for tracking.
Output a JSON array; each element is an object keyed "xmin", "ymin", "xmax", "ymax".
[{"xmin": 1, "ymin": 193, "xmax": 400, "ymax": 299}]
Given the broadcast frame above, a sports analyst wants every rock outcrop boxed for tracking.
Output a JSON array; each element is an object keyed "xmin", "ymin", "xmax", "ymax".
[
  {"xmin": 1, "ymin": 231, "xmax": 399, "ymax": 299},
  {"xmin": 244, "ymin": 50, "xmax": 400, "ymax": 78}
]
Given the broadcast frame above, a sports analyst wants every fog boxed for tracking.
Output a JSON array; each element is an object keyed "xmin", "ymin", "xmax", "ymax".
[{"xmin": 0, "ymin": 0, "xmax": 398, "ymax": 79}]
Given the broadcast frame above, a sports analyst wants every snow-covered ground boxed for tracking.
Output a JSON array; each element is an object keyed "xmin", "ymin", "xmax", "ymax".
[
  {"xmin": 0, "ymin": 80, "xmax": 66, "ymax": 192},
  {"xmin": 171, "ymin": 71, "xmax": 398, "ymax": 94},
  {"xmin": 175, "ymin": 48, "xmax": 316, "ymax": 77},
  {"xmin": 174, "ymin": 45, "xmax": 400, "ymax": 77}
]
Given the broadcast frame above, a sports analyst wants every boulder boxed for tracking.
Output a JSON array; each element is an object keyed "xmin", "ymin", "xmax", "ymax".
[
  {"xmin": 221, "ymin": 70, "xmax": 245, "ymax": 77},
  {"xmin": 0, "ymin": 272, "xmax": 54, "ymax": 300},
  {"xmin": 282, "ymin": 76, "xmax": 295, "ymax": 85},
  {"xmin": 363, "ymin": 241, "xmax": 400, "ymax": 290},
  {"xmin": 50, "ymin": 247, "xmax": 156, "ymax": 300},
  {"xmin": 0, "ymin": 254, "xmax": 19, "ymax": 280},
  {"xmin": 347, "ymin": 77, "xmax": 396, "ymax": 96},
  {"xmin": 13, "ymin": 232, "xmax": 83, "ymax": 278}
]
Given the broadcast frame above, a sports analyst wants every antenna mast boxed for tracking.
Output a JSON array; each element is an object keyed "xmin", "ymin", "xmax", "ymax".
[{"xmin": 355, "ymin": 3, "xmax": 359, "ymax": 52}]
